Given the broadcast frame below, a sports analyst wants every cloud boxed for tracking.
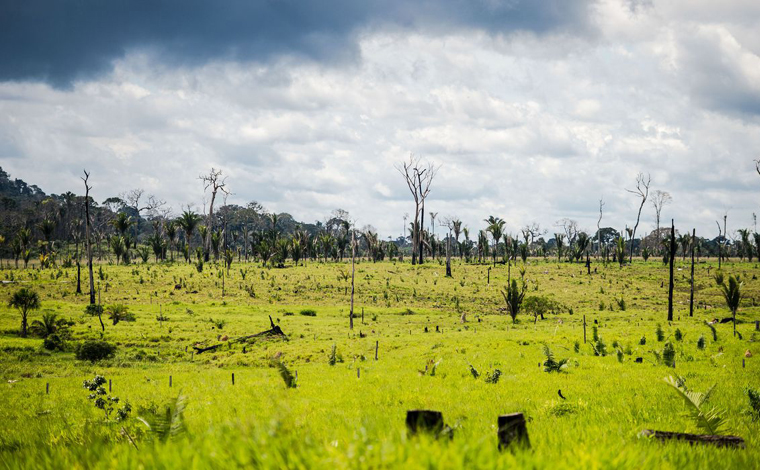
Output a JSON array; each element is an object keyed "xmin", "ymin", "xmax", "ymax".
[
  {"xmin": 1, "ymin": 0, "xmax": 760, "ymax": 241},
  {"xmin": 0, "ymin": 0, "xmax": 594, "ymax": 87}
]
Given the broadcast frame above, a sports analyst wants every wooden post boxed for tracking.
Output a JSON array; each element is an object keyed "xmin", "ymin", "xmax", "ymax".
[
  {"xmin": 667, "ymin": 219, "xmax": 675, "ymax": 322},
  {"xmin": 406, "ymin": 410, "xmax": 443, "ymax": 436},
  {"xmin": 755, "ymin": 320, "xmax": 759, "ymax": 331},
  {"xmin": 109, "ymin": 379, "xmax": 112, "ymax": 392},
  {"xmin": 231, "ymin": 373, "xmax": 235, "ymax": 385},
  {"xmin": 361, "ymin": 307, "xmax": 364, "ymax": 325},
  {"xmin": 375, "ymin": 341, "xmax": 379, "ymax": 360},
  {"xmin": 498, "ymin": 413, "xmax": 530, "ymax": 450},
  {"xmin": 689, "ymin": 228, "xmax": 695, "ymax": 317},
  {"xmin": 583, "ymin": 315, "xmax": 587, "ymax": 344},
  {"xmin": 487, "ymin": 267, "xmax": 491, "ymax": 285},
  {"xmin": 357, "ymin": 368, "xmax": 360, "ymax": 379},
  {"xmin": 46, "ymin": 382, "xmax": 49, "ymax": 394},
  {"xmin": 169, "ymin": 375, "xmax": 172, "ymax": 387}
]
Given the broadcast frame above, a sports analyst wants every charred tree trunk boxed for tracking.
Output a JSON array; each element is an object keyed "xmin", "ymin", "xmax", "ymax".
[{"xmin": 667, "ymin": 219, "xmax": 675, "ymax": 322}]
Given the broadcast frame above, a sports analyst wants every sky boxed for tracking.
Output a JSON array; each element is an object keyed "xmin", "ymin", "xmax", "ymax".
[{"xmin": 1, "ymin": 0, "xmax": 760, "ymax": 241}]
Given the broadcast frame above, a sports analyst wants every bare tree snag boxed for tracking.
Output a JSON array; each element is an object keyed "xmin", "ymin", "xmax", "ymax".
[
  {"xmin": 689, "ymin": 228, "xmax": 695, "ymax": 317},
  {"xmin": 350, "ymin": 225, "xmax": 356, "ymax": 330},
  {"xmin": 627, "ymin": 172, "xmax": 650, "ymax": 263},
  {"xmin": 82, "ymin": 170, "xmax": 95, "ymax": 305},
  {"xmin": 200, "ymin": 168, "xmax": 229, "ymax": 262},
  {"xmin": 667, "ymin": 219, "xmax": 675, "ymax": 322},
  {"xmin": 192, "ymin": 316, "xmax": 284, "ymax": 354}
]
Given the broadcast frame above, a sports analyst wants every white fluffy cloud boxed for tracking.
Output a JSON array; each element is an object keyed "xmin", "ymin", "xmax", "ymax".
[{"xmin": 1, "ymin": 0, "xmax": 759, "ymax": 240}]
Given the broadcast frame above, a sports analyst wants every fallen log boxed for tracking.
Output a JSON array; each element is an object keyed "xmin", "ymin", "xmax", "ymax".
[
  {"xmin": 640, "ymin": 429, "xmax": 745, "ymax": 449},
  {"xmin": 193, "ymin": 316, "xmax": 286, "ymax": 354}
]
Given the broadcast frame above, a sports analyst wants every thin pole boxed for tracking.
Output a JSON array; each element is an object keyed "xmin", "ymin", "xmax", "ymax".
[{"xmin": 689, "ymin": 228, "xmax": 695, "ymax": 317}]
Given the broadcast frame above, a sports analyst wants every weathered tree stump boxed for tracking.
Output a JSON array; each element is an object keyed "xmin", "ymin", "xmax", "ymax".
[
  {"xmin": 406, "ymin": 410, "xmax": 444, "ymax": 436},
  {"xmin": 640, "ymin": 430, "xmax": 745, "ymax": 449},
  {"xmin": 498, "ymin": 413, "xmax": 530, "ymax": 450}
]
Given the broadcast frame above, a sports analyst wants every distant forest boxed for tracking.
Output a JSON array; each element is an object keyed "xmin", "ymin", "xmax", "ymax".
[{"xmin": 0, "ymin": 166, "xmax": 742, "ymax": 269}]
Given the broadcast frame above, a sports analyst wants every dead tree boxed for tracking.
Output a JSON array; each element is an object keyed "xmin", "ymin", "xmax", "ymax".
[
  {"xmin": 627, "ymin": 172, "xmax": 651, "ymax": 263},
  {"xmin": 396, "ymin": 155, "xmax": 437, "ymax": 265},
  {"xmin": 82, "ymin": 171, "xmax": 96, "ymax": 305},
  {"xmin": 689, "ymin": 228, "xmax": 696, "ymax": 317},
  {"xmin": 667, "ymin": 219, "xmax": 675, "ymax": 322},
  {"xmin": 651, "ymin": 190, "xmax": 671, "ymax": 254},
  {"xmin": 349, "ymin": 225, "xmax": 356, "ymax": 330},
  {"xmin": 597, "ymin": 198, "xmax": 605, "ymax": 258},
  {"xmin": 199, "ymin": 168, "xmax": 229, "ymax": 262},
  {"xmin": 193, "ymin": 316, "xmax": 284, "ymax": 354}
]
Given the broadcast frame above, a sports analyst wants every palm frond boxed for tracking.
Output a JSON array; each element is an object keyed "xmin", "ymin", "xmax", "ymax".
[
  {"xmin": 664, "ymin": 376, "xmax": 728, "ymax": 435},
  {"xmin": 274, "ymin": 359, "xmax": 297, "ymax": 388},
  {"xmin": 137, "ymin": 393, "xmax": 187, "ymax": 442}
]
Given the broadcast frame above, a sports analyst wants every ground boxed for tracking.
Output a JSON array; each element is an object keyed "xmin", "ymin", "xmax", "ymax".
[{"xmin": 0, "ymin": 257, "xmax": 758, "ymax": 469}]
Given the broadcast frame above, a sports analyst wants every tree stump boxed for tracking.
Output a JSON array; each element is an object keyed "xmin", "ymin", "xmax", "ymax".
[
  {"xmin": 640, "ymin": 430, "xmax": 745, "ymax": 449},
  {"xmin": 498, "ymin": 413, "xmax": 530, "ymax": 450},
  {"xmin": 406, "ymin": 410, "xmax": 443, "ymax": 436}
]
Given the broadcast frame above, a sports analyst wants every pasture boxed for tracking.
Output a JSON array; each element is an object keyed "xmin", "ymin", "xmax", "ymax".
[{"xmin": 1, "ymin": 257, "xmax": 759, "ymax": 469}]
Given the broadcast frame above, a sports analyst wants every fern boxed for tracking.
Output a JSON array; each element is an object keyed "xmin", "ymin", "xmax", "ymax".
[
  {"xmin": 542, "ymin": 344, "xmax": 568, "ymax": 373},
  {"xmin": 664, "ymin": 376, "xmax": 728, "ymax": 435},
  {"xmin": 137, "ymin": 393, "xmax": 187, "ymax": 442},
  {"xmin": 274, "ymin": 359, "xmax": 297, "ymax": 388},
  {"xmin": 746, "ymin": 387, "xmax": 760, "ymax": 421}
]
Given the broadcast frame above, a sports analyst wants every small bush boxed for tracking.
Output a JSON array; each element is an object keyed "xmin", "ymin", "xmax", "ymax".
[
  {"xmin": 43, "ymin": 333, "xmax": 65, "ymax": 351},
  {"xmin": 76, "ymin": 340, "xmax": 116, "ymax": 362},
  {"xmin": 697, "ymin": 335, "xmax": 706, "ymax": 350},
  {"xmin": 639, "ymin": 335, "xmax": 646, "ymax": 345},
  {"xmin": 663, "ymin": 341, "xmax": 676, "ymax": 367},
  {"xmin": 399, "ymin": 308, "xmax": 415, "ymax": 316},
  {"xmin": 299, "ymin": 309, "xmax": 317, "ymax": 317},
  {"xmin": 674, "ymin": 329, "xmax": 683, "ymax": 341},
  {"xmin": 656, "ymin": 324, "xmax": 665, "ymax": 342}
]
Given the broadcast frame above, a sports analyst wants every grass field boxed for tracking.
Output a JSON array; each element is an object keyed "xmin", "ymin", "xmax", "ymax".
[{"xmin": 1, "ymin": 257, "xmax": 759, "ymax": 469}]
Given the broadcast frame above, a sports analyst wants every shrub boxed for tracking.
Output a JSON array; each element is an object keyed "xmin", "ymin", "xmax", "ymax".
[
  {"xmin": 76, "ymin": 340, "xmax": 117, "ymax": 362},
  {"xmin": 697, "ymin": 335, "xmax": 706, "ymax": 350},
  {"xmin": 675, "ymin": 329, "xmax": 683, "ymax": 341},
  {"xmin": 299, "ymin": 309, "xmax": 317, "ymax": 317},
  {"xmin": 656, "ymin": 324, "xmax": 665, "ymax": 342},
  {"xmin": 43, "ymin": 333, "xmax": 65, "ymax": 351},
  {"xmin": 663, "ymin": 341, "xmax": 676, "ymax": 367}
]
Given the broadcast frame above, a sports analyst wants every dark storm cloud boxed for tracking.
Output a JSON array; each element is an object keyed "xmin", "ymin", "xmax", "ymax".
[{"xmin": 0, "ymin": 0, "xmax": 594, "ymax": 87}]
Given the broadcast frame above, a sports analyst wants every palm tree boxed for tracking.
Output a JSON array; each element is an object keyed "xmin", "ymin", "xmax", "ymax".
[
  {"xmin": 485, "ymin": 216, "xmax": 505, "ymax": 265},
  {"xmin": 452, "ymin": 219, "xmax": 462, "ymax": 258},
  {"xmin": 554, "ymin": 233, "xmax": 565, "ymax": 262},
  {"xmin": 176, "ymin": 211, "xmax": 201, "ymax": 263},
  {"xmin": 166, "ymin": 221, "xmax": 178, "ymax": 261},
  {"xmin": 38, "ymin": 218, "xmax": 56, "ymax": 254},
  {"xmin": 30, "ymin": 312, "xmax": 65, "ymax": 338},
  {"xmin": 718, "ymin": 274, "xmax": 742, "ymax": 337},
  {"xmin": 109, "ymin": 235, "xmax": 125, "ymax": 265},
  {"xmin": 110, "ymin": 212, "xmax": 133, "ymax": 236},
  {"xmin": 9, "ymin": 288, "xmax": 40, "ymax": 338}
]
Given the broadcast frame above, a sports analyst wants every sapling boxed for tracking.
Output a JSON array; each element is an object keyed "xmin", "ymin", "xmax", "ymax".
[{"xmin": 82, "ymin": 375, "xmax": 131, "ymax": 421}]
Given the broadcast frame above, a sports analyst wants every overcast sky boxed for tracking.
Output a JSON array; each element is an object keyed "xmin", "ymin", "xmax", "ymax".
[{"xmin": 1, "ymin": 0, "xmax": 759, "ymax": 240}]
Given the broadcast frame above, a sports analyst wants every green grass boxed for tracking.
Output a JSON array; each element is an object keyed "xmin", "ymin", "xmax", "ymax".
[{"xmin": 0, "ymin": 257, "xmax": 759, "ymax": 469}]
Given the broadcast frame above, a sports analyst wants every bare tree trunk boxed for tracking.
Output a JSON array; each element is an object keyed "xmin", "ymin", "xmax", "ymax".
[
  {"xmin": 445, "ymin": 228, "xmax": 452, "ymax": 277},
  {"xmin": 689, "ymin": 228, "xmax": 695, "ymax": 317},
  {"xmin": 419, "ymin": 204, "xmax": 425, "ymax": 264},
  {"xmin": 82, "ymin": 171, "xmax": 96, "ymax": 305},
  {"xmin": 350, "ymin": 229, "xmax": 355, "ymax": 330},
  {"xmin": 667, "ymin": 219, "xmax": 675, "ymax": 322}
]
